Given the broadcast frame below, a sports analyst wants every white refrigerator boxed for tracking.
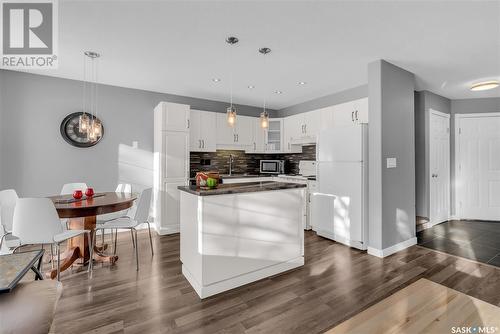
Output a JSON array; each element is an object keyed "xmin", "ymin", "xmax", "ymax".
[{"xmin": 311, "ymin": 124, "xmax": 368, "ymax": 250}]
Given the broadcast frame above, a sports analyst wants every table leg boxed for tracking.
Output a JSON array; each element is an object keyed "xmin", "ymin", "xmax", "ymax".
[{"xmin": 47, "ymin": 216, "xmax": 118, "ymax": 279}]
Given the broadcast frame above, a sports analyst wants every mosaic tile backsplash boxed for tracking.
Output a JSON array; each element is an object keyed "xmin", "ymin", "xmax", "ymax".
[{"xmin": 190, "ymin": 145, "xmax": 316, "ymax": 177}]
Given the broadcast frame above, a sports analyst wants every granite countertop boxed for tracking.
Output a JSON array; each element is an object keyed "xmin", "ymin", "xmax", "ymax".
[{"xmin": 178, "ymin": 181, "xmax": 306, "ymax": 196}]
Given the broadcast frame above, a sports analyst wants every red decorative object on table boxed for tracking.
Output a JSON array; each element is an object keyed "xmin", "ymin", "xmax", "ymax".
[
  {"xmin": 85, "ymin": 187, "xmax": 95, "ymax": 198},
  {"xmin": 72, "ymin": 190, "xmax": 83, "ymax": 199}
]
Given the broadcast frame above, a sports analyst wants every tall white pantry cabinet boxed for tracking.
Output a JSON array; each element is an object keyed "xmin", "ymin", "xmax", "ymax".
[{"xmin": 153, "ymin": 102, "xmax": 190, "ymax": 235}]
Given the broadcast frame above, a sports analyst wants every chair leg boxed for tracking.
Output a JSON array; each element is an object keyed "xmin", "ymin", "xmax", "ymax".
[
  {"xmin": 56, "ymin": 243, "xmax": 61, "ymax": 281},
  {"xmin": 134, "ymin": 229, "xmax": 139, "ymax": 271},
  {"xmin": 131, "ymin": 229, "xmax": 135, "ymax": 248},
  {"xmin": 114, "ymin": 229, "xmax": 118, "ymax": 255},
  {"xmin": 50, "ymin": 244, "xmax": 54, "ymax": 270},
  {"xmin": 147, "ymin": 222, "xmax": 154, "ymax": 256},
  {"xmin": 87, "ymin": 231, "xmax": 94, "ymax": 275}
]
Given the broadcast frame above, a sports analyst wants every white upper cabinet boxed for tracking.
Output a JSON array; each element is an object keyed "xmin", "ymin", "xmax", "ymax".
[
  {"xmin": 154, "ymin": 102, "xmax": 190, "ymax": 132},
  {"xmin": 302, "ymin": 110, "xmax": 321, "ymax": 140},
  {"xmin": 248, "ymin": 118, "xmax": 266, "ymax": 153},
  {"xmin": 332, "ymin": 98, "xmax": 368, "ymax": 126},
  {"xmin": 265, "ymin": 119, "xmax": 283, "ymax": 152},
  {"xmin": 236, "ymin": 116, "xmax": 254, "ymax": 146},
  {"xmin": 284, "ymin": 111, "xmax": 319, "ymax": 144},
  {"xmin": 216, "ymin": 113, "xmax": 253, "ymax": 149},
  {"xmin": 216, "ymin": 113, "xmax": 235, "ymax": 145},
  {"xmin": 319, "ymin": 106, "xmax": 335, "ymax": 131},
  {"xmin": 190, "ymin": 110, "xmax": 216, "ymax": 152}
]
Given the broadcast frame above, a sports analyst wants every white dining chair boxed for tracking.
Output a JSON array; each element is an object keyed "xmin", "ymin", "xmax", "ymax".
[
  {"xmin": 59, "ymin": 182, "xmax": 88, "ymax": 230},
  {"xmin": 12, "ymin": 198, "xmax": 93, "ymax": 280},
  {"xmin": 95, "ymin": 188, "xmax": 153, "ymax": 271},
  {"xmin": 97, "ymin": 183, "xmax": 134, "ymax": 248},
  {"xmin": 0, "ymin": 189, "xmax": 20, "ymax": 252},
  {"xmin": 60, "ymin": 183, "xmax": 88, "ymax": 195}
]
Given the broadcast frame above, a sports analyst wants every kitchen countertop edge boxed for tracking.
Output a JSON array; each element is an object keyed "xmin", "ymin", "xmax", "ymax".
[{"xmin": 178, "ymin": 181, "xmax": 307, "ymax": 196}]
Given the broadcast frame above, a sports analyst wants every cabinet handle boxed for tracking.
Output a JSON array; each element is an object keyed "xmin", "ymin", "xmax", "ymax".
[
  {"xmin": 202, "ymin": 140, "xmax": 205, "ymax": 148},
  {"xmin": 254, "ymin": 142, "xmax": 256, "ymax": 150},
  {"xmin": 236, "ymin": 134, "xmax": 239, "ymax": 142},
  {"xmin": 351, "ymin": 111, "xmax": 354, "ymax": 122},
  {"xmin": 355, "ymin": 110, "xmax": 359, "ymax": 121},
  {"xmin": 187, "ymin": 119, "xmax": 190, "ymax": 129},
  {"xmin": 198, "ymin": 140, "xmax": 201, "ymax": 148},
  {"xmin": 233, "ymin": 134, "xmax": 236, "ymax": 142},
  {"xmin": 304, "ymin": 124, "xmax": 307, "ymax": 134}
]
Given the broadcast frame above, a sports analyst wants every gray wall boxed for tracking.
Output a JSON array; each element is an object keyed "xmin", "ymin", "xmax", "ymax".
[
  {"xmin": 414, "ymin": 90, "xmax": 451, "ymax": 218},
  {"xmin": 450, "ymin": 97, "xmax": 500, "ymax": 216},
  {"xmin": 0, "ymin": 70, "xmax": 275, "ymax": 197},
  {"xmin": 368, "ymin": 60, "xmax": 416, "ymax": 250},
  {"xmin": 277, "ymin": 85, "xmax": 368, "ymax": 117}
]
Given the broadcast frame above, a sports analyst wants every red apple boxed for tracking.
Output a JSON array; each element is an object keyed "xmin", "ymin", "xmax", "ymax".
[{"xmin": 85, "ymin": 188, "xmax": 95, "ymax": 198}]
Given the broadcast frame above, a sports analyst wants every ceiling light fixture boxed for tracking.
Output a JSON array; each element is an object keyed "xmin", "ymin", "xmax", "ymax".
[
  {"xmin": 470, "ymin": 80, "xmax": 499, "ymax": 91},
  {"xmin": 225, "ymin": 36, "xmax": 239, "ymax": 127},
  {"xmin": 248, "ymin": 85, "xmax": 255, "ymax": 89},
  {"xmin": 275, "ymin": 90, "xmax": 283, "ymax": 94},
  {"xmin": 298, "ymin": 81, "xmax": 306, "ymax": 85},
  {"xmin": 212, "ymin": 78, "xmax": 221, "ymax": 82},
  {"xmin": 81, "ymin": 51, "xmax": 102, "ymax": 141},
  {"xmin": 259, "ymin": 47, "xmax": 271, "ymax": 129}
]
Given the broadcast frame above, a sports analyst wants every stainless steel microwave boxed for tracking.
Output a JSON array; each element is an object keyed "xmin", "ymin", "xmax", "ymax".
[{"xmin": 260, "ymin": 160, "xmax": 285, "ymax": 174}]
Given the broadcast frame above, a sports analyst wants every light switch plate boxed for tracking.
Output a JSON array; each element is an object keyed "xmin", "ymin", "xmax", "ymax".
[{"xmin": 386, "ymin": 157, "xmax": 397, "ymax": 168}]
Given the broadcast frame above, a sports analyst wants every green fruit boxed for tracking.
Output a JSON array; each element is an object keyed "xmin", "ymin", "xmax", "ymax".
[{"xmin": 206, "ymin": 178, "xmax": 217, "ymax": 188}]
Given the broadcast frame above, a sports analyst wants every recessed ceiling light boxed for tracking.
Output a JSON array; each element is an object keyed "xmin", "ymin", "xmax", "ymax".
[
  {"xmin": 298, "ymin": 81, "xmax": 306, "ymax": 85},
  {"xmin": 212, "ymin": 78, "xmax": 221, "ymax": 82},
  {"xmin": 248, "ymin": 85, "xmax": 255, "ymax": 89},
  {"xmin": 470, "ymin": 80, "xmax": 499, "ymax": 91},
  {"xmin": 275, "ymin": 90, "xmax": 283, "ymax": 94}
]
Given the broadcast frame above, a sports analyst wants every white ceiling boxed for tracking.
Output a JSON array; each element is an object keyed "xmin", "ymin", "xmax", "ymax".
[{"xmin": 23, "ymin": 0, "xmax": 500, "ymax": 109}]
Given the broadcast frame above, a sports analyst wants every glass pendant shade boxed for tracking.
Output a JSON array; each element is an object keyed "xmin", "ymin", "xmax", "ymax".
[
  {"xmin": 260, "ymin": 111, "xmax": 269, "ymax": 129},
  {"xmin": 79, "ymin": 113, "xmax": 90, "ymax": 133},
  {"xmin": 227, "ymin": 106, "xmax": 237, "ymax": 127},
  {"xmin": 92, "ymin": 119, "xmax": 102, "ymax": 137}
]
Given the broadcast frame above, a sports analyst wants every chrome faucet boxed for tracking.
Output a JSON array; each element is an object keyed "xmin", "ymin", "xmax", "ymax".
[{"xmin": 228, "ymin": 154, "xmax": 234, "ymax": 176}]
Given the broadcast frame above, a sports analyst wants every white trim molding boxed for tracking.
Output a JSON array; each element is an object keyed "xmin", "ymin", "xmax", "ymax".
[{"xmin": 367, "ymin": 237, "xmax": 417, "ymax": 258}]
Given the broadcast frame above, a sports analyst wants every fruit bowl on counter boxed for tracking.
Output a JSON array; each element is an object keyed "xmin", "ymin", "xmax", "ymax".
[{"xmin": 195, "ymin": 171, "xmax": 220, "ymax": 189}]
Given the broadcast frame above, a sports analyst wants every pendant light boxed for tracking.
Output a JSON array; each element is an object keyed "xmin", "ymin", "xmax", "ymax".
[
  {"xmin": 226, "ymin": 36, "xmax": 238, "ymax": 127},
  {"xmin": 259, "ymin": 47, "xmax": 271, "ymax": 129},
  {"xmin": 82, "ymin": 51, "xmax": 102, "ymax": 140}
]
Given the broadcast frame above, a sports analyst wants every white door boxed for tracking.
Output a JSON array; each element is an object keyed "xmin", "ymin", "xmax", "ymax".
[
  {"xmin": 189, "ymin": 110, "xmax": 202, "ymax": 151},
  {"xmin": 429, "ymin": 110, "xmax": 450, "ymax": 224},
  {"xmin": 253, "ymin": 119, "xmax": 266, "ymax": 152},
  {"xmin": 162, "ymin": 132, "xmax": 189, "ymax": 180},
  {"xmin": 285, "ymin": 114, "xmax": 304, "ymax": 142},
  {"xmin": 236, "ymin": 116, "xmax": 253, "ymax": 146},
  {"xmin": 457, "ymin": 114, "xmax": 500, "ymax": 220},
  {"xmin": 216, "ymin": 113, "xmax": 236, "ymax": 145},
  {"xmin": 303, "ymin": 110, "xmax": 321, "ymax": 140},
  {"xmin": 199, "ymin": 111, "xmax": 216, "ymax": 152},
  {"xmin": 158, "ymin": 102, "xmax": 190, "ymax": 131}
]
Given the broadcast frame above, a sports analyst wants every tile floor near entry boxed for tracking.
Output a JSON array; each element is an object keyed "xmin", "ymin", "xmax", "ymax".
[{"xmin": 418, "ymin": 220, "xmax": 500, "ymax": 267}]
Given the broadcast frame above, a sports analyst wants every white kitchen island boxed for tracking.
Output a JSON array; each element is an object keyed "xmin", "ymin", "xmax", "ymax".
[{"xmin": 178, "ymin": 181, "xmax": 306, "ymax": 299}]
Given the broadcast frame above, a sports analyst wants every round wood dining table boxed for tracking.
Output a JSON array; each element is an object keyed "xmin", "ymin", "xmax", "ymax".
[{"xmin": 48, "ymin": 192, "xmax": 137, "ymax": 279}]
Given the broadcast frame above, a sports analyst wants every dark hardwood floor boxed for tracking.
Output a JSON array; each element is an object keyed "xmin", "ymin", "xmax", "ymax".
[
  {"xmin": 418, "ymin": 220, "xmax": 500, "ymax": 267},
  {"xmin": 43, "ymin": 230, "xmax": 500, "ymax": 334}
]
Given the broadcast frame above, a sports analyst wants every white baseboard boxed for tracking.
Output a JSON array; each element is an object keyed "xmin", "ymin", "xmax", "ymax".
[
  {"xmin": 367, "ymin": 237, "xmax": 417, "ymax": 258},
  {"xmin": 182, "ymin": 256, "xmax": 304, "ymax": 299},
  {"xmin": 315, "ymin": 229, "xmax": 366, "ymax": 250},
  {"xmin": 157, "ymin": 225, "xmax": 180, "ymax": 235}
]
